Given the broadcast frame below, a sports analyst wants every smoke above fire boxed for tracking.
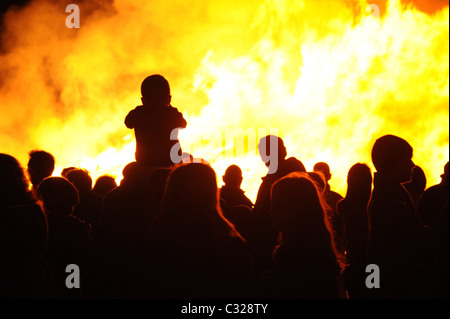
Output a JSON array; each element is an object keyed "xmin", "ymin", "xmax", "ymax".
[{"xmin": 0, "ymin": 0, "xmax": 448, "ymax": 201}]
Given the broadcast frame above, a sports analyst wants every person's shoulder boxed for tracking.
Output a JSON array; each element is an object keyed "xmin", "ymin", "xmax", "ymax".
[
  {"xmin": 424, "ymin": 183, "xmax": 446, "ymax": 196},
  {"xmin": 127, "ymin": 105, "xmax": 145, "ymax": 113},
  {"xmin": 329, "ymin": 190, "xmax": 344, "ymax": 200},
  {"xmin": 125, "ymin": 105, "xmax": 146, "ymax": 127},
  {"xmin": 165, "ymin": 105, "xmax": 183, "ymax": 115}
]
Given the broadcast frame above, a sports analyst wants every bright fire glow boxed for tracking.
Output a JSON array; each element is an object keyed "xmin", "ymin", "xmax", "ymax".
[{"xmin": 0, "ymin": 0, "xmax": 448, "ymax": 202}]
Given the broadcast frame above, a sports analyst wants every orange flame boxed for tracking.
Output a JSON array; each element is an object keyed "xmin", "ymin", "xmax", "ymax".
[{"xmin": 0, "ymin": 0, "xmax": 448, "ymax": 201}]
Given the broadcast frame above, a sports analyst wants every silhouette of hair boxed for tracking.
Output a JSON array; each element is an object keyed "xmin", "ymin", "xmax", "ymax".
[
  {"xmin": 345, "ymin": 163, "xmax": 372, "ymax": 201},
  {"xmin": 156, "ymin": 163, "xmax": 241, "ymax": 240},
  {"xmin": 93, "ymin": 175, "xmax": 117, "ymax": 197},
  {"xmin": 163, "ymin": 163, "xmax": 219, "ymax": 214},
  {"xmin": 271, "ymin": 172, "xmax": 326, "ymax": 235},
  {"xmin": 308, "ymin": 171, "xmax": 326, "ymax": 194},
  {"xmin": 61, "ymin": 166, "xmax": 77, "ymax": 178},
  {"xmin": 141, "ymin": 74, "xmax": 170, "ymax": 99},
  {"xmin": 223, "ymin": 164, "xmax": 243, "ymax": 188},
  {"xmin": 66, "ymin": 168, "xmax": 92, "ymax": 193},
  {"xmin": 284, "ymin": 157, "xmax": 307, "ymax": 173},
  {"xmin": 371, "ymin": 134, "xmax": 413, "ymax": 172},
  {"xmin": 27, "ymin": 150, "xmax": 55, "ymax": 187},
  {"xmin": 268, "ymin": 171, "xmax": 341, "ymax": 299},
  {"xmin": 313, "ymin": 162, "xmax": 331, "ymax": 181},
  {"xmin": 270, "ymin": 171, "xmax": 336, "ymax": 252},
  {"xmin": 37, "ymin": 176, "xmax": 79, "ymax": 215},
  {"xmin": 0, "ymin": 153, "xmax": 35, "ymax": 208}
]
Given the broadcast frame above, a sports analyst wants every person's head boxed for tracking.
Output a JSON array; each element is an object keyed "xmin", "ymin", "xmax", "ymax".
[
  {"xmin": 258, "ymin": 135, "xmax": 287, "ymax": 174},
  {"xmin": 121, "ymin": 161, "xmax": 143, "ymax": 186},
  {"xmin": 270, "ymin": 172, "xmax": 330, "ymax": 239},
  {"xmin": 27, "ymin": 150, "xmax": 55, "ymax": 188},
  {"xmin": 37, "ymin": 177, "xmax": 79, "ymax": 216},
  {"xmin": 345, "ymin": 163, "xmax": 372, "ymax": 201},
  {"xmin": 371, "ymin": 134, "xmax": 415, "ymax": 183},
  {"xmin": 284, "ymin": 157, "xmax": 307, "ymax": 173},
  {"xmin": 157, "ymin": 163, "xmax": 241, "ymax": 242},
  {"xmin": 162, "ymin": 163, "xmax": 219, "ymax": 215},
  {"xmin": 313, "ymin": 162, "xmax": 331, "ymax": 182},
  {"xmin": 0, "ymin": 153, "xmax": 35, "ymax": 207},
  {"xmin": 61, "ymin": 166, "xmax": 77, "ymax": 178},
  {"xmin": 222, "ymin": 165, "xmax": 243, "ymax": 188},
  {"xmin": 140, "ymin": 74, "xmax": 171, "ymax": 106},
  {"xmin": 66, "ymin": 168, "xmax": 92, "ymax": 193},
  {"xmin": 93, "ymin": 175, "xmax": 117, "ymax": 197}
]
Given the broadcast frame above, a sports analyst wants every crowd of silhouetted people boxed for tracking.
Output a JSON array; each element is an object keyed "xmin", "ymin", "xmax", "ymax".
[{"xmin": 0, "ymin": 75, "xmax": 448, "ymax": 299}]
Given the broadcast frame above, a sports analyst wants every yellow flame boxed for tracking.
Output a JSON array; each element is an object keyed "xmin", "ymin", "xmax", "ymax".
[{"xmin": 0, "ymin": 0, "xmax": 448, "ymax": 202}]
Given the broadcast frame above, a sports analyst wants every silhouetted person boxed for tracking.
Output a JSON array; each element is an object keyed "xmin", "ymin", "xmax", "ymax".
[
  {"xmin": 265, "ymin": 172, "xmax": 341, "ymax": 298},
  {"xmin": 252, "ymin": 135, "xmax": 306, "ymax": 275},
  {"xmin": 0, "ymin": 153, "xmax": 49, "ymax": 298},
  {"xmin": 417, "ymin": 162, "xmax": 449, "ymax": 298},
  {"xmin": 367, "ymin": 134, "xmax": 433, "ymax": 298},
  {"xmin": 99, "ymin": 162, "xmax": 149, "ymax": 238},
  {"xmin": 27, "ymin": 150, "xmax": 55, "ymax": 190},
  {"xmin": 66, "ymin": 168, "xmax": 103, "ymax": 231},
  {"xmin": 314, "ymin": 162, "xmax": 345, "ymax": 251},
  {"xmin": 308, "ymin": 170, "xmax": 343, "ymax": 250},
  {"xmin": 313, "ymin": 162, "xmax": 344, "ymax": 214},
  {"xmin": 220, "ymin": 164, "xmax": 253, "ymax": 210},
  {"xmin": 149, "ymin": 163, "xmax": 256, "ymax": 298},
  {"xmin": 403, "ymin": 165, "xmax": 426, "ymax": 209},
  {"xmin": 337, "ymin": 163, "xmax": 372, "ymax": 299},
  {"xmin": 254, "ymin": 136, "xmax": 306, "ymax": 220},
  {"xmin": 37, "ymin": 177, "xmax": 92, "ymax": 298},
  {"xmin": 418, "ymin": 161, "xmax": 448, "ymax": 230},
  {"xmin": 219, "ymin": 164, "xmax": 255, "ymax": 242},
  {"xmin": 93, "ymin": 174, "xmax": 117, "ymax": 198},
  {"xmin": 87, "ymin": 162, "xmax": 161, "ymax": 298},
  {"xmin": 125, "ymin": 74, "xmax": 187, "ymax": 170}
]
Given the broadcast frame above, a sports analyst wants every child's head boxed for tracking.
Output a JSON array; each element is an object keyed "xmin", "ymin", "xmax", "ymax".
[
  {"xmin": 141, "ymin": 74, "xmax": 171, "ymax": 105},
  {"xmin": 371, "ymin": 134, "xmax": 415, "ymax": 183}
]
